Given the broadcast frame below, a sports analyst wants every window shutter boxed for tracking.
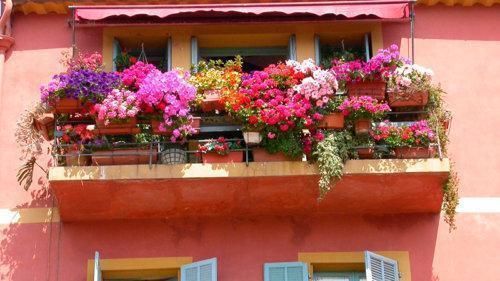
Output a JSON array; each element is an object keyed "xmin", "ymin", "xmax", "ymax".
[
  {"xmin": 191, "ymin": 36, "xmax": 199, "ymax": 71},
  {"xmin": 363, "ymin": 33, "xmax": 371, "ymax": 62},
  {"xmin": 364, "ymin": 251, "xmax": 399, "ymax": 281},
  {"xmin": 181, "ymin": 258, "xmax": 217, "ymax": 281},
  {"xmin": 93, "ymin": 251, "xmax": 102, "ymax": 281},
  {"xmin": 288, "ymin": 34, "xmax": 297, "ymax": 61},
  {"xmin": 166, "ymin": 36, "xmax": 173, "ymax": 71},
  {"xmin": 264, "ymin": 262, "xmax": 308, "ymax": 281},
  {"xmin": 314, "ymin": 34, "xmax": 321, "ymax": 66},
  {"xmin": 112, "ymin": 38, "xmax": 121, "ymax": 71}
]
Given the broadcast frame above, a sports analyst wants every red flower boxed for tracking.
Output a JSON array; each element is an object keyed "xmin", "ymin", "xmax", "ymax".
[
  {"xmin": 129, "ymin": 56, "xmax": 137, "ymax": 64},
  {"xmin": 248, "ymin": 115, "xmax": 259, "ymax": 125}
]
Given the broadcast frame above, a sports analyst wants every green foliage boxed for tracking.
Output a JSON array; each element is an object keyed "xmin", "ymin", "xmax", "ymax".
[
  {"xmin": 426, "ymin": 85, "xmax": 450, "ymax": 155},
  {"xmin": 320, "ymin": 44, "xmax": 365, "ymax": 68},
  {"xmin": 313, "ymin": 131, "xmax": 353, "ymax": 199},
  {"xmin": 261, "ymin": 131, "xmax": 304, "ymax": 159},
  {"xmin": 443, "ymin": 163, "xmax": 459, "ymax": 232}
]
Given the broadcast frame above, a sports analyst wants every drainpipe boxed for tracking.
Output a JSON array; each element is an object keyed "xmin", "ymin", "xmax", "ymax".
[{"xmin": 0, "ymin": 0, "xmax": 15, "ymax": 101}]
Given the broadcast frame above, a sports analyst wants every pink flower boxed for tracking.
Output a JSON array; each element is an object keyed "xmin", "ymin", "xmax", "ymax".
[{"xmin": 267, "ymin": 132, "xmax": 276, "ymax": 139}]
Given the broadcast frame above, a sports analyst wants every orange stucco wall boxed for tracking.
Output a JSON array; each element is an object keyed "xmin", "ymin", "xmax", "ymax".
[{"xmin": 1, "ymin": 4, "xmax": 500, "ymax": 281}]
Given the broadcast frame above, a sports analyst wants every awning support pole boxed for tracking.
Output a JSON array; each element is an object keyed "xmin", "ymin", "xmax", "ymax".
[
  {"xmin": 71, "ymin": 7, "xmax": 76, "ymax": 58},
  {"xmin": 410, "ymin": 2, "xmax": 415, "ymax": 63}
]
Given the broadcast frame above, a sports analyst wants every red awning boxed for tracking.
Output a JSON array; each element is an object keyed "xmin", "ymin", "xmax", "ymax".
[{"xmin": 73, "ymin": 1, "xmax": 411, "ymax": 22}]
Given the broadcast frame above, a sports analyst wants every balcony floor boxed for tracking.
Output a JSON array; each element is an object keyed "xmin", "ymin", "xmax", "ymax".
[{"xmin": 48, "ymin": 159, "xmax": 450, "ymax": 221}]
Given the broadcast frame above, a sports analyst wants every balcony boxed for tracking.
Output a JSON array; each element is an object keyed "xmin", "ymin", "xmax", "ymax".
[{"xmin": 48, "ymin": 158, "xmax": 450, "ymax": 221}]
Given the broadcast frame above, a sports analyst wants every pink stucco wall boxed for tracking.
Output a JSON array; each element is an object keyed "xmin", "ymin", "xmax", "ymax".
[{"xmin": 1, "ymin": 4, "xmax": 500, "ymax": 281}]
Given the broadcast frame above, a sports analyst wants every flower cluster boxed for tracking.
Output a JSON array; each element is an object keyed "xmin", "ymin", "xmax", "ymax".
[
  {"xmin": 371, "ymin": 120, "xmax": 435, "ymax": 147},
  {"xmin": 388, "ymin": 64, "xmax": 434, "ymax": 93},
  {"xmin": 56, "ymin": 124, "xmax": 95, "ymax": 151},
  {"xmin": 137, "ymin": 70, "xmax": 197, "ymax": 141},
  {"xmin": 338, "ymin": 96, "xmax": 390, "ymax": 121},
  {"xmin": 121, "ymin": 61, "xmax": 158, "ymax": 91},
  {"xmin": 94, "ymin": 89, "xmax": 140, "ymax": 124},
  {"xmin": 198, "ymin": 137, "xmax": 241, "ymax": 155},
  {"xmin": 62, "ymin": 52, "xmax": 104, "ymax": 72}
]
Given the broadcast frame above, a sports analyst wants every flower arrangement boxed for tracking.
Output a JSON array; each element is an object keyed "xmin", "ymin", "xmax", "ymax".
[
  {"xmin": 121, "ymin": 61, "xmax": 158, "ymax": 91},
  {"xmin": 198, "ymin": 137, "xmax": 241, "ymax": 155},
  {"xmin": 338, "ymin": 96, "xmax": 390, "ymax": 121},
  {"xmin": 57, "ymin": 124, "xmax": 95, "ymax": 150},
  {"xmin": 137, "ymin": 70, "xmax": 197, "ymax": 141},
  {"xmin": 371, "ymin": 120, "xmax": 435, "ymax": 147},
  {"xmin": 387, "ymin": 64, "xmax": 434, "ymax": 93},
  {"xmin": 94, "ymin": 88, "xmax": 140, "ymax": 125},
  {"xmin": 61, "ymin": 51, "xmax": 104, "ymax": 72}
]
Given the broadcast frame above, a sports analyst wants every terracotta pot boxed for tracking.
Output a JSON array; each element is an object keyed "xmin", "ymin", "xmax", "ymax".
[
  {"xmin": 151, "ymin": 117, "xmax": 201, "ymax": 135},
  {"xmin": 354, "ymin": 119, "xmax": 372, "ymax": 135},
  {"xmin": 92, "ymin": 148, "xmax": 158, "ymax": 165},
  {"xmin": 33, "ymin": 113, "xmax": 55, "ymax": 141},
  {"xmin": 356, "ymin": 147, "xmax": 375, "ymax": 159},
  {"xmin": 317, "ymin": 113, "xmax": 344, "ymax": 129},
  {"xmin": 387, "ymin": 90, "xmax": 429, "ymax": 107},
  {"xmin": 252, "ymin": 148, "xmax": 300, "ymax": 162},
  {"xmin": 53, "ymin": 98, "xmax": 82, "ymax": 114},
  {"xmin": 65, "ymin": 151, "xmax": 91, "ymax": 166},
  {"xmin": 95, "ymin": 117, "xmax": 140, "ymax": 135},
  {"xmin": 393, "ymin": 146, "xmax": 436, "ymax": 159},
  {"xmin": 201, "ymin": 90, "xmax": 225, "ymax": 112},
  {"xmin": 347, "ymin": 81, "xmax": 387, "ymax": 101},
  {"xmin": 243, "ymin": 131, "xmax": 262, "ymax": 145},
  {"xmin": 202, "ymin": 151, "xmax": 244, "ymax": 164}
]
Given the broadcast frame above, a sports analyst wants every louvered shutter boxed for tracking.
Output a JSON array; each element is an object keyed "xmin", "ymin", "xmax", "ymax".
[
  {"xmin": 93, "ymin": 251, "xmax": 102, "ymax": 281},
  {"xmin": 314, "ymin": 34, "xmax": 321, "ymax": 66},
  {"xmin": 181, "ymin": 258, "xmax": 217, "ymax": 281},
  {"xmin": 191, "ymin": 36, "xmax": 199, "ymax": 71},
  {"xmin": 364, "ymin": 251, "xmax": 399, "ymax": 281},
  {"xmin": 264, "ymin": 262, "xmax": 308, "ymax": 281},
  {"xmin": 166, "ymin": 36, "xmax": 173, "ymax": 71},
  {"xmin": 288, "ymin": 34, "xmax": 297, "ymax": 61},
  {"xmin": 112, "ymin": 38, "xmax": 121, "ymax": 71}
]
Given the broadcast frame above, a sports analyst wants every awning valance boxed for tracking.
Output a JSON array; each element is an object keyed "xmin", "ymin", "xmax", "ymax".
[{"xmin": 72, "ymin": 1, "xmax": 412, "ymax": 23}]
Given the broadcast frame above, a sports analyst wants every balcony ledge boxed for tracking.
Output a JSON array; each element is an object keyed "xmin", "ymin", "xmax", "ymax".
[{"xmin": 49, "ymin": 158, "xmax": 450, "ymax": 221}]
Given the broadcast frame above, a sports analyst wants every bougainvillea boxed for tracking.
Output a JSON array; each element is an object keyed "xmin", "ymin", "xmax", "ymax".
[
  {"xmin": 94, "ymin": 88, "xmax": 140, "ymax": 124},
  {"xmin": 338, "ymin": 95, "xmax": 390, "ymax": 121}
]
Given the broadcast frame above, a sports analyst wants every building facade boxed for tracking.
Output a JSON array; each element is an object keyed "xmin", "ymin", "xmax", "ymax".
[{"xmin": 0, "ymin": 0, "xmax": 499, "ymax": 281}]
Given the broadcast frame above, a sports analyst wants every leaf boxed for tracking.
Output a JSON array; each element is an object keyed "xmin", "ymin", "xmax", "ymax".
[{"xmin": 17, "ymin": 157, "xmax": 36, "ymax": 191}]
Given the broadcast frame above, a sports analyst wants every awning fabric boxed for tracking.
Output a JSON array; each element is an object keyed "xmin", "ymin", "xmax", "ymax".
[{"xmin": 73, "ymin": 1, "xmax": 410, "ymax": 22}]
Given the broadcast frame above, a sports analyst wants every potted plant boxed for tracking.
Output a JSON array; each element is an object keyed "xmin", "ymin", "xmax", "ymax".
[
  {"xmin": 371, "ymin": 120, "xmax": 436, "ymax": 159},
  {"xmin": 33, "ymin": 113, "xmax": 55, "ymax": 141},
  {"xmin": 387, "ymin": 64, "xmax": 434, "ymax": 107},
  {"xmin": 198, "ymin": 137, "xmax": 243, "ymax": 163},
  {"xmin": 137, "ymin": 70, "xmax": 199, "ymax": 142},
  {"xmin": 315, "ymin": 96, "xmax": 345, "ymax": 130},
  {"xmin": 338, "ymin": 95, "xmax": 390, "ymax": 135},
  {"xmin": 90, "ymin": 136, "xmax": 158, "ymax": 166},
  {"xmin": 56, "ymin": 124, "xmax": 95, "ymax": 166},
  {"xmin": 93, "ymin": 88, "xmax": 141, "ymax": 135},
  {"xmin": 351, "ymin": 135, "xmax": 376, "ymax": 159}
]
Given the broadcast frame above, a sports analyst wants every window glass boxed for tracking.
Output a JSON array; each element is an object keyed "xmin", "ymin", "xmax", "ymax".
[{"xmin": 313, "ymin": 272, "xmax": 366, "ymax": 281}]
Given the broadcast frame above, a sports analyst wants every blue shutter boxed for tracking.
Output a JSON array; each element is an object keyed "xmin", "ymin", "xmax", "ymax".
[
  {"xmin": 112, "ymin": 38, "xmax": 121, "ymax": 71},
  {"xmin": 93, "ymin": 251, "xmax": 102, "ymax": 281},
  {"xmin": 166, "ymin": 36, "xmax": 173, "ymax": 71},
  {"xmin": 363, "ymin": 33, "xmax": 371, "ymax": 62},
  {"xmin": 191, "ymin": 36, "xmax": 199, "ymax": 71},
  {"xmin": 264, "ymin": 262, "xmax": 308, "ymax": 281},
  {"xmin": 364, "ymin": 251, "xmax": 398, "ymax": 281},
  {"xmin": 288, "ymin": 34, "xmax": 297, "ymax": 61},
  {"xmin": 181, "ymin": 258, "xmax": 217, "ymax": 281},
  {"xmin": 314, "ymin": 34, "xmax": 321, "ymax": 66}
]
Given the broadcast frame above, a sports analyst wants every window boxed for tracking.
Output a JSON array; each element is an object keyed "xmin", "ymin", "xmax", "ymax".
[
  {"xmin": 263, "ymin": 262, "xmax": 309, "ymax": 281},
  {"xmin": 314, "ymin": 272, "xmax": 366, "ymax": 281},
  {"xmin": 314, "ymin": 32, "xmax": 371, "ymax": 68},
  {"xmin": 112, "ymin": 35, "xmax": 171, "ymax": 71}
]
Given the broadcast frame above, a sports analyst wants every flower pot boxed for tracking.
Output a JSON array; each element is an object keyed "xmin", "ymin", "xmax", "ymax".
[
  {"xmin": 65, "ymin": 151, "xmax": 91, "ymax": 166},
  {"xmin": 92, "ymin": 148, "xmax": 158, "ymax": 165},
  {"xmin": 201, "ymin": 90, "xmax": 225, "ymax": 112},
  {"xmin": 202, "ymin": 151, "xmax": 244, "ymax": 164},
  {"xmin": 53, "ymin": 98, "xmax": 82, "ymax": 114},
  {"xmin": 387, "ymin": 90, "xmax": 429, "ymax": 108},
  {"xmin": 356, "ymin": 147, "xmax": 375, "ymax": 159},
  {"xmin": 347, "ymin": 81, "xmax": 386, "ymax": 101},
  {"xmin": 393, "ymin": 146, "xmax": 436, "ymax": 159},
  {"xmin": 354, "ymin": 119, "xmax": 372, "ymax": 135},
  {"xmin": 317, "ymin": 113, "xmax": 344, "ymax": 130},
  {"xmin": 95, "ymin": 117, "xmax": 140, "ymax": 135},
  {"xmin": 33, "ymin": 113, "xmax": 55, "ymax": 141},
  {"xmin": 252, "ymin": 147, "xmax": 300, "ymax": 162},
  {"xmin": 243, "ymin": 131, "xmax": 262, "ymax": 145},
  {"xmin": 159, "ymin": 148, "xmax": 188, "ymax": 164},
  {"xmin": 151, "ymin": 117, "xmax": 201, "ymax": 135}
]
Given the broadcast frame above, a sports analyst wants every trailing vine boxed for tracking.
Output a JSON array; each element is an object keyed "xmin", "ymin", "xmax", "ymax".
[{"xmin": 443, "ymin": 164, "xmax": 459, "ymax": 231}]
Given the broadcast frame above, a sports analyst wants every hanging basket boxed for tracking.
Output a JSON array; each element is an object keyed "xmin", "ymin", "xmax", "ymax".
[
  {"xmin": 243, "ymin": 131, "xmax": 262, "ymax": 145},
  {"xmin": 347, "ymin": 81, "xmax": 386, "ymax": 101},
  {"xmin": 159, "ymin": 148, "xmax": 188, "ymax": 164},
  {"xmin": 317, "ymin": 113, "xmax": 344, "ymax": 130},
  {"xmin": 33, "ymin": 113, "xmax": 55, "ymax": 141},
  {"xmin": 52, "ymin": 98, "xmax": 83, "ymax": 114},
  {"xmin": 387, "ymin": 90, "xmax": 429, "ymax": 108},
  {"xmin": 95, "ymin": 117, "xmax": 140, "ymax": 135}
]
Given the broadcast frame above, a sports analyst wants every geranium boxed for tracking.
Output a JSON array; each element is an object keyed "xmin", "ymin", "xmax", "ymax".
[
  {"xmin": 56, "ymin": 124, "xmax": 95, "ymax": 151},
  {"xmin": 198, "ymin": 137, "xmax": 241, "ymax": 155},
  {"xmin": 371, "ymin": 120, "xmax": 435, "ymax": 147},
  {"xmin": 94, "ymin": 89, "xmax": 140, "ymax": 124},
  {"xmin": 61, "ymin": 52, "xmax": 104, "ymax": 72},
  {"xmin": 338, "ymin": 95, "xmax": 390, "ymax": 121},
  {"xmin": 137, "ymin": 69, "xmax": 197, "ymax": 141},
  {"xmin": 388, "ymin": 64, "xmax": 434, "ymax": 93},
  {"xmin": 121, "ymin": 61, "xmax": 158, "ymax": 91}
]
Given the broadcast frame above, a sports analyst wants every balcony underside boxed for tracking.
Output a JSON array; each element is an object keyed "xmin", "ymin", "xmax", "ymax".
[{"xmin": 48, "ymin": 159, "xmax": 450, "ymax": 221}]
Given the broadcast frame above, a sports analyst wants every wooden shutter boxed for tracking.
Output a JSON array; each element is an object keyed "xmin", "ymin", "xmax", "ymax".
[
  {"xmin": 93, "ymin": 251, "xmax": 102, "ymax": 281},
  {"xmin": 288, "ymin": 34, "xmax": 297, "ymax": 61},
  {"xmin": 314, "ymin": 34, "xmax": 321, "ymax": 66},
  {"xmin": 264, "ymin": 262, "xmax": 308, "ymax": 281},
  {"xmin": 364, "ymin": 251, "xmax": 399, "ymax": 281},
  {"xmin": 112, "ymin": 38, "xmax": 121, "ymax": 71},
  {"xmin": 166, "ymin": 36, "xmax": 173, "ymax": 71},
  {"xmin": 191, "ymin": 36, "xmax": 199, "ymax": 71},
  {"xmin": 181, "ymin": 258, "xmax": 217, "ymax": 281}
]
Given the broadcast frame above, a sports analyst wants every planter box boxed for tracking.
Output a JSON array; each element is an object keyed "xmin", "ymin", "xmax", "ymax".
[
  {"xmin": 347, "ymin": 81, "xmax": 386, "ymax": 101},
  {"xmin": 387, "ymin": 90, "xmax": 429, "ymax": 108},
  {"xmin": 252, "ymin": 148, "xmax": 300, "ymax": 162},
  {"xmin": 202, "ymin": 151, "xmax": 244, "ymax": 164},
  {"xmin": 354, "ymin": 119, "xmax": 372, "ymax": 135},
  {"xmin": 317, "ymin": 113, "xmax": 344, "ymax": 129},
  {"xmin": 151, "ymin": 117, "xmax": 201, "ymax": 135},
  {"xmin": 393, "ymin": 146, "xmax": 436, "ymax": 159},
  {"xmin": 356, "ymin": 147, "xmax": 375, "ymax": 159},
  {"xmin": 65, "ymin": 151, "xmax": 91, "ymax": 166},
  {"xmin": 92, "ymin": 148, "xmax": 158, "ymax": 166},
  {"xmin": 52, "ymin": 98, "xmax": 83, "ymax": 114},
  {"xmin": 95, "ymin": 117, "xmax": 140, "ymax": 135},
  {"xmin": 201, "ymin": 90, "xmax": 225, "ymax": 112},
  {"xmin": 243, "ymin": 131, "xmax": 262, "ymax": 145},
  {"xmin": 33, "ymin": 113, "xmax": 55, "ymax": 141}
]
